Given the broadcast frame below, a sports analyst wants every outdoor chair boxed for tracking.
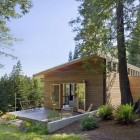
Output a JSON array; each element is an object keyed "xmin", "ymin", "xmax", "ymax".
[
  {"xmin": 29, "ymin": 100, "xmax": 41, "ymax": 110},
  {"xmin": 20, "ymin": 101, "xmax": 32, "ymax": 111},
  {"xmin": 86, "ymin": 103, "xmax": 93, "ymax": 113}
]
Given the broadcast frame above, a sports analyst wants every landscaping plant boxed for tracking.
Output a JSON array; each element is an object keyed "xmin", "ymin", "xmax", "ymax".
[
  {"xmin": 0, "ymin": 123, "xmax": 86, "ymax": 140},
  {"xmin": 0, "ymin": 110, "xmax": 3, "ymax": 116},
  {"xmin": 115, "ymin": 104, "xmax": 136, "ymax": 124},
  {"xmin": 80, "ymin": 116, "xmax": 99, "ymax": 131},
  {"xmin": 98, "ymin": 104, "xmax": 114, "ymax": 120},
  {"xmin": 23, "ymin": 121, "xmax": 48, "ymax": 135},
  {"xmin": 1, "ymin": 114, "xmax": 17, "ymax": 121},
  {"xmin": 48, "ymin": 110, "xmax": 60, "ymax": 121}
]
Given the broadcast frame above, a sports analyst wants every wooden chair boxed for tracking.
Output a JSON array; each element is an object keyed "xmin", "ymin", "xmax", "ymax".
[
  {"xmin": 20, "ymin": 101, "xmax": 31, "ymax": 111},
  {"xmin": 86, "ymin": 103, "xmax": 93, "ymax": 113},
  {"xmin": 29, "ymin": 100, "xmax": 41, "ymax": 110}
]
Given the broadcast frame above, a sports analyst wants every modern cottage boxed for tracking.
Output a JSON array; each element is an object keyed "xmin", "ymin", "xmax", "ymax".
[{"xmin": 34, "ymin": 54, "xmax": 140, "ymax": 113}]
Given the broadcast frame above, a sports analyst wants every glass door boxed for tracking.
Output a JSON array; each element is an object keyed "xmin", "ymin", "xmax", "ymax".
[
  {"xmin": 51, "ymin": 84, "xmax": 61, "ymax": 109},
  {"xmin": 77, "ymin": 83, "xmax": 86, "ymax": 113}
]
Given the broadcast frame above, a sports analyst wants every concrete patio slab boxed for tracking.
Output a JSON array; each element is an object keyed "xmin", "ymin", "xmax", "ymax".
[
  {"xmin": 8, "ymin": 108, "xmax": 81, "ymax": 122},
  {"xmin": 8, "ymin": 108, "xmax": 50, "ymax": 122}
]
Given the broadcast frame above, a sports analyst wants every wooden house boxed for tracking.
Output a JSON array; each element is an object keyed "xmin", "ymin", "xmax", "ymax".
[{"xmin": 33, "ymin": 54, "xmax": 140, "ymax": 113}]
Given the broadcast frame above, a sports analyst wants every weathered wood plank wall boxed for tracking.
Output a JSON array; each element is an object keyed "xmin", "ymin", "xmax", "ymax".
[
  {"xmin": 106, "ymin": 73, "xmax": 140, "ymax": 107},
  {"xmin": 44, "ymin": 67, "xmax": 104, "ymax": 110},
  {"xmin": 106, "ymin": 73, "xmax": 121, "ymax": 107},
  {"xmin": 129, "ymin": 77, "xmax": 140, "ymax": 102}
]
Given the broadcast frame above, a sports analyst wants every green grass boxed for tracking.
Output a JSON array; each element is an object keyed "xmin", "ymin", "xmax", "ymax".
[{"xmin": 0, "ymin": 124, "xmax": 87, "ymax": 140}]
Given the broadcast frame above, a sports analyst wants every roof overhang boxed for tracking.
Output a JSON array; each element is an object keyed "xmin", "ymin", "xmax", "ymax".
[{"xmin": 33, "ymin": 54, "xmax": 103, "ymax": 78}]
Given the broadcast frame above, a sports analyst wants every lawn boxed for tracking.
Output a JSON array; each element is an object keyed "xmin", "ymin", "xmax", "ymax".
[{"xmin": 0, "ymin": 123, "xmax": 87, "ymax": 140}]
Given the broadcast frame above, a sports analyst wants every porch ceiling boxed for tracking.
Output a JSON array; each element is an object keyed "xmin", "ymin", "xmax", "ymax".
[
  {"xmin": 44, "ymin": 61, "xmax": 83, "ymax": 77},
  {"xmin": 33, "ymin": 54, "xmax": 103, "ymax": 78}
]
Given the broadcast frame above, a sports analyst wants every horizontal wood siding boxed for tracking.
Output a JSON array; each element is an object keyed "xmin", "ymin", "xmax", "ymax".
[
  {"xmin": 106, "ymin": 73, "xmax": 121, "ymax": 107},
  {"xmin": 106, "ymin": 74, "xmax": 140, "ymax": 106},
  {"xmin": 129, "ymin": 77, "xmax": 140, "ymax": 103},
  {"xmin": 44, "ymin": 66, "xmax": 104, "ymax": 110},
  {"xmin": 44, "ymin": 82, "xmax": 51, "ymax": 109}
]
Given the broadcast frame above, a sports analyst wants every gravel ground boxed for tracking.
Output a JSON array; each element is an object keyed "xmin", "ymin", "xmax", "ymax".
[{"xmin": 52, "ymin": 120, "xmax": 140, "ymax": 140}]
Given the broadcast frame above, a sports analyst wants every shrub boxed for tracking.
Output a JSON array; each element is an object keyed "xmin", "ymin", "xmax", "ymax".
[
  {"xmin": 1, "ymin": 114, "xmax": 17, "ymax": 121},
  {"xmin": 115, "ymin": 104, "xmax": 136, "ymax": 124},
  {"xmin": 80, "ymin": 116, "xmax": 99, "ymax": 131},
  {"xmin": 98, "ymin": 104, "xmax": 114, "ymax": 120},
  {"xmin": 0, "ymin": 110, "xmax": 3, "ymax": 116},
  {"xmin": 48, "ymin": 110, "xmax": 60, "ymax": 121},
  {"xmin": 23, "ymin": 121, "xmax": 48, "ymax": 135}
]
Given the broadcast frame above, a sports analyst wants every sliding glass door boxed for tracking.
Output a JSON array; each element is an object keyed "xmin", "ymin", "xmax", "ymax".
[
  {"xmin": 77, "ymin": 83, "xmax": 86, "ymax": 113},
  {"xmin": 51, "ymin": 84, "xmax": 61, "ymax": 109}
]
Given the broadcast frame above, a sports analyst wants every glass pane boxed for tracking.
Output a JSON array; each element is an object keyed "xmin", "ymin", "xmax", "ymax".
[
  {"xmin": 52, "ymin": 85, "xmax": 60, "ymax": 108},
  {"xmin": 78, "ymin": 83, "xmax": 85, "ymax": 111}
]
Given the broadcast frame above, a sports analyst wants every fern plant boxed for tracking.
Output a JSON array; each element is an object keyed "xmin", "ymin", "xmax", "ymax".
[
  {"xmin": 115, "ymin": 104, "xmax": 136, "ymax": 124},
  {"xmin": 98, "ymin": 104, "xmax": 114, "ymax": 120}
]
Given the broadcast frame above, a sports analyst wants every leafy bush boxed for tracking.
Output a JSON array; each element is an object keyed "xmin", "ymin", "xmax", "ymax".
[
  {"xmin": 80, "ymin": 116, "xmax": 99, "ymax": 131},
  {"xmin": 1, "ymin": 114, "xmax": 17, "ymax": 121},
  {"xmin": 98, "ymin": 104, "xmax": 114, "ymax": 120},
  {"xmin": 0, "ymin": 123, "xmax": 85, "ymax": 140},
  {"xmin": 0, "ymin": 110, "xmax": 3, "ymax": 116},
  {"xmin": 115, "ymin": 104, "xmax": 136, "ymax": 124},
  {"xmin": 48, "ymin": 110, "xmax": 60, "ymax": 121},
  {"xmin": 23, "ymin": 121, "xmax": 48, "ymax": 135}
]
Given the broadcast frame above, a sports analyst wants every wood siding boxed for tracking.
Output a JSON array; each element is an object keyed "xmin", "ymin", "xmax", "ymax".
[
  {"xmin": 106, "ymin": 74, "xmax": 140, "ymax": 107},
  {"xmin": 106, "ymin": 73, "xmax": 121, "ymax": 107},
  {"xmin": 129, "ymin": 77, "xmax": 140, "ymax": 103},
  {"xmin": 44, "ymin": 66, "xmax": 104, "ymax": 110}
]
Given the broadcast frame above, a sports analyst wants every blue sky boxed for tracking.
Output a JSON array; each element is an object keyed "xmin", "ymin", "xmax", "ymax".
[{"xmin": 0, "ymin": 0, "xmax": 79, "ymax": 77}]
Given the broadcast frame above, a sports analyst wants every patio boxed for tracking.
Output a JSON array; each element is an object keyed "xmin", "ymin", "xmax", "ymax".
[
  {"xmin": 9, "ymin": 108, "xmax": 50, "ymax": 122},
  {"xmin": 8, "ymin": 107, "xmax": 81, "ymax": 122},
  {"xmin": 8, "ymin": 107, "xmax": 98, "ymax": 132}
]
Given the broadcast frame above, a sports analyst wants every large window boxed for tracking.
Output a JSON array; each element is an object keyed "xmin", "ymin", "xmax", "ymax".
[
  {"xmin": 62, "ymin": 83, "xmax": 86, "ymax": 113},
  {"xmin": 62, "ymin": 83, "xmax": 75, "ymax": 105},
  {"xmin": 51, "ymin": 84, "xmax": 61, "ymax": 109}
]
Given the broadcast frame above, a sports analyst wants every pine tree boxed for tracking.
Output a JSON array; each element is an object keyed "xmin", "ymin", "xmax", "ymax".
[
  {"xmin": 68, "ymin": 50, "xmax": 73, "ymax": 61},
  {"xmin": 70, "ymin": 0, "xmax": 139, "ymax": 104},
  {"xmin": 127, "ymin": 8, "xmax": 140, "ymax": 67}
]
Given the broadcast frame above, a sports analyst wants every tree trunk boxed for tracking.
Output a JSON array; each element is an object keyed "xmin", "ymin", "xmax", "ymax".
[{"xmin": 116, "ymin": 0, "xmax": 133, "ymax": 104}]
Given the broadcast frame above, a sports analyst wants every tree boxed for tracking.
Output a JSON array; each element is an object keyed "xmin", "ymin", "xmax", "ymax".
[
  {"xmin": 0, "ymin": 61, "xmax": 44, "ymax": 112},
  {"xmin": 68, "ymin": 50, "xmax": 73, "ymax": 61},
  {"xmin": 73, "ymin": 45, "xmax": 80, "ymax": 59},
  {"xmin": 127, "ymin": 8, "xmax": 140, "ymax": 67},
  {"xmin": 71, "ymin": 0, "xmax": 139, "ymax": 104},
  {"xmin": 0, "ymin": 0, "xmax": 32, "ymax": 67}
]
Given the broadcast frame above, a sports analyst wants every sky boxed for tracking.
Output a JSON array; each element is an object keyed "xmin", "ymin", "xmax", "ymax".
[{"xmin": 0, "ymin": 0, "xmax": 79, "ymax": 77}]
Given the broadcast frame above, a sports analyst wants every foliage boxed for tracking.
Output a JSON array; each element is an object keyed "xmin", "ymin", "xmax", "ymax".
[
  {"xmin": 127, "ymin": 8, "xmax": 140, "ymax": 67},
  {"xmin": 70, "ymin": 0, "xmax": 138, "ymax": 104},
  {"xmin": 0, "ymin": 123, "xmax": 86, "ymax": 140},
  {"xmin": 68, "ymin": 50, "xmax": 73, "ymax": 61},
  {"xmin": 0, "ymin": 18, "xmax": 18, "ymax": 68},
  {"xmin": 1, "ymin": 114, "xmax": 17, "ymax": 121},
  {"xmin": 0, "ymin": 110, "xmax": 3, "ymax": 116},
  {"xmin": 115, "ymin": 104, "xmax": 136, "ymax": 124},
  {"xmin": 23, "ymin": 121, "xmax": 48, "ymax": 135},
  {"xmin": 0, "ymin": 61, "xmax": 44, "ymax": 113},
  {"xmin": 48, "ymin": 110, "xmax": 60, "ymax": 121},
  {"xmin": 0, "ymin": 0, "xmax": 32, "ymax": 67},
  {"xmin": 80, "ymin": 116, "xmax": 99, "ymax": 131},
  {"xmin": 98, "ymin": 104, "xmax": 114, "ymax": 120}
]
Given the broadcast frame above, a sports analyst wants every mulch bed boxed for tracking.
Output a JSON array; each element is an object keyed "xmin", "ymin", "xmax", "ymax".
[
  {"xmin": 52, "ymin": 120, "xmax": 140, "ymax": 140},
  {"xmin": 1, "ymin": 117, "xmax": 140, "ymax": 140}
]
